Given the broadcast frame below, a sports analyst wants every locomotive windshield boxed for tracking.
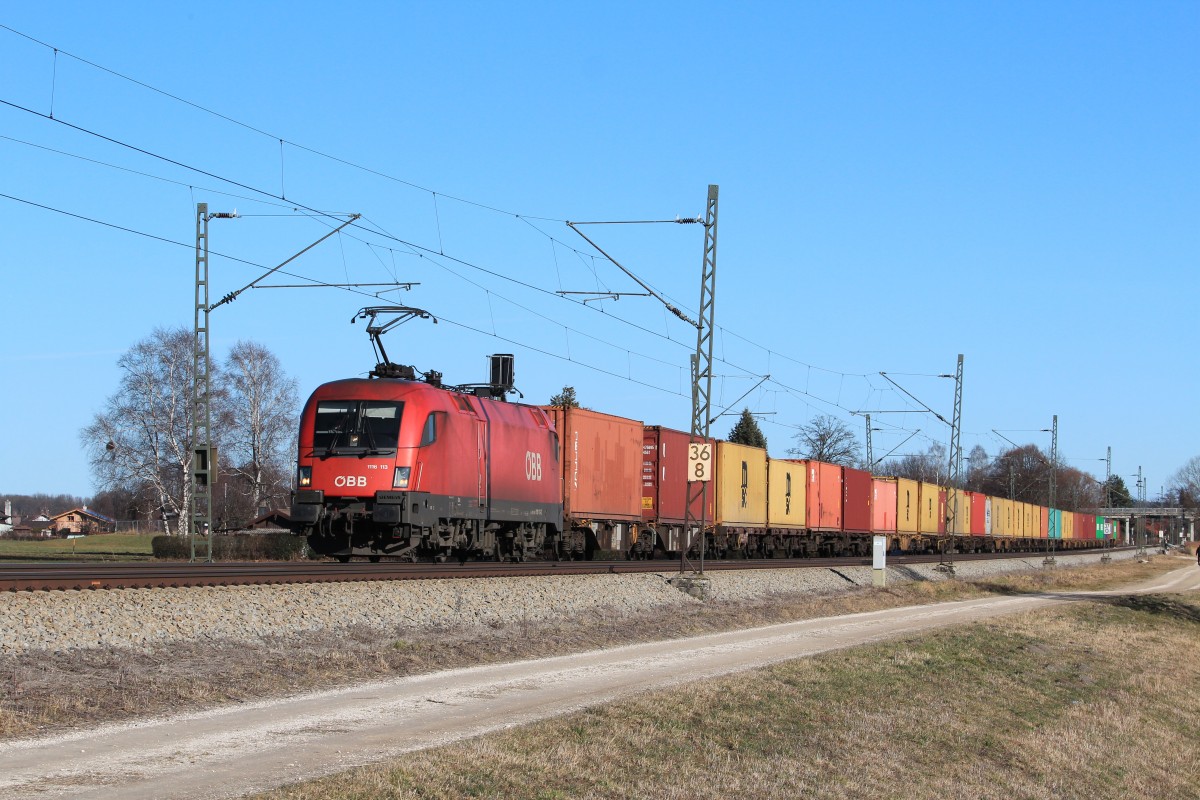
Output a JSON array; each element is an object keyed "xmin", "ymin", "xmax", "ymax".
[{"xmin": 313, "ymin": 401, "xmax": 403, "ymax": 456}]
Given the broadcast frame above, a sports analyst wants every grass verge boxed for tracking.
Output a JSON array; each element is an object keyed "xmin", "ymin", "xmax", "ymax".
[
  {"xmin": 0, "ymin": 533, "xmax": 156, "ymax": 561},
  {"xmin": 0, "ymin": 556, "xmax": 1185, "ymax": 744}
]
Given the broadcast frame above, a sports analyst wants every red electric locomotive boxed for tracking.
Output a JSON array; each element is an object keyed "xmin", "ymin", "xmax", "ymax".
[{"xmin": 290, "ymin": 308, "xmax": 563, "ymax": 562}]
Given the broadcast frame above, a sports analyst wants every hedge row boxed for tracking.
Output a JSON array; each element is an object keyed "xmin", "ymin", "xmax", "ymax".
[{"xmin": 151, "ymin": 531, "xmax": 309, "ymax": 561}]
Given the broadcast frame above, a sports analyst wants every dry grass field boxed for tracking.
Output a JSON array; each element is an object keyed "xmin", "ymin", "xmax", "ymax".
[{"xmin": 248, "ymin": 567, "xmax": 1200, "ymax": 800}]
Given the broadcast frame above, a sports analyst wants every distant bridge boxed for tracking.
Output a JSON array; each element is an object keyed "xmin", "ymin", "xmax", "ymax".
[
  {"xmin": 1087, "ymin": 508, "xmax": 1196, "ymax": 545},
  {"xmin": 1089, "ymin": 507, "xmax": 1197, "ymax": 519}
]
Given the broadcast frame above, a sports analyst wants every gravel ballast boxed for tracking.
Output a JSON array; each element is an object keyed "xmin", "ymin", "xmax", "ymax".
[{"xmin": 0, "ymin": 551, "xmax": 1139, "ymax": 654}]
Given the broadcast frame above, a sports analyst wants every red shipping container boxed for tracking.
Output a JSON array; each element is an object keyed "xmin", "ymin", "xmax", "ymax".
[
  {"xmin": 967, "ymin": 491, "xmax": 986, "ymax": 535},
  {"xmin": 642, "ymin": 426, "xmax": 715, "ymax": 526},
  {"xmin": 842, "ymin": 467, "xmax": 872, "ymax": 533},
  {"xmin": 542, "ymin": 406, "xmax": 643, "ymax": 523},
  {"xmin": 871, "ymin": 478, "xmax": 897, "ymax": 533},
  {"xmin": 1076, "ymin": 513, "xmax": 1095, "ymax": 541},
  {"xmin": 1041, "ymin": 507, "xmax": 1049, "ymax": 539},
  {"xmin": 805, "ymin": 460, "xmax": 843, "ymax": 531}
]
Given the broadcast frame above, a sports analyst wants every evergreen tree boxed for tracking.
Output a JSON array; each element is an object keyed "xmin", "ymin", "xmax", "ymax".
[
  {"xmin": 728, "ymin": 408, "xmax": 768, "ymax": 449},
  {"xmin": 549, "ymin": 386, "xmax": 580, "ymax": 408}
]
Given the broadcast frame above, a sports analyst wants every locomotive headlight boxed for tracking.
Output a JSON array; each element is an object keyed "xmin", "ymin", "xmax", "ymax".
[
  {"xmin": 298, "ymin": 466, "xmax": 312, "ymax": 487},
  {"xmin": 393, "ymin": 466, "xmax": 411, "ymax": 489}
]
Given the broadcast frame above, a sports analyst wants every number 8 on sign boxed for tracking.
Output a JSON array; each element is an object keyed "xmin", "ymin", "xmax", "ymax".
[{"xmin": 688, "ymin": 443, "xmax": 712, "ymax": 482}]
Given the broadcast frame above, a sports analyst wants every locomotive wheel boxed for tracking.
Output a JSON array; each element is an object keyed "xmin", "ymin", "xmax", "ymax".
[
  {"xmin": 368, "ymin": 555, "xmax": 381, "ymax": 563},
  {"xmin": 336, "ymin": 554, "xmax": 351, "ymax": 564}
]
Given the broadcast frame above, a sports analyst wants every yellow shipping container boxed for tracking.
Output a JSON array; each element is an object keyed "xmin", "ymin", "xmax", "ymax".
[
  {"xmin": 895, "ymin": 477, "xmax": 920, "ymax": 533},
  {"xmin": 992, "ymin": 497, "xmax": 1012, "ymax": 537},
  {"xmin": 1063, "ymin": 511, "xmax": 1075, "ymax": 540},
  {"xmin": 767, "ymin": 458, "xmax": 806, "ymax": 529},
  {"xmin": 947, "ymin": 489, "xmax": 971, "ymax": 534},
  {"xmin": 917, "ymin": 482, "xmax": 944, "ymax": 534},
  {"xmin": 715, "ymin": 441, "xmax": 768, "ymax": 526},
  {"xmin": 1033, "ymin": 504, "xmax": 1044, "ymax": 538}
]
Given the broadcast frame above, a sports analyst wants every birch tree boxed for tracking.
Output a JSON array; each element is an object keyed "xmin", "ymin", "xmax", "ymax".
[
  {"xmin": 219, "ymin": 340, "xmax": 299, "ymax": 520},
  {"xmin": 81, "ymin": 327, "xmax": 198, "ymax": 535}
]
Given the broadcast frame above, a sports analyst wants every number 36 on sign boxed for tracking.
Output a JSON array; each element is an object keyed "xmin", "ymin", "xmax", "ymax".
[{"xmin": 688, "ymin": 443, "xmax": 713, "ymax": 482}]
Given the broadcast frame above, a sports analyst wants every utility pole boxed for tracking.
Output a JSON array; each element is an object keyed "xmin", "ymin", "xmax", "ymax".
[
  {"xmin": 864, "ymin": 414, "xmax": 874, "ymax": 471},
  {"xmin": 685, "ymin": 185, "xmax": 719, "ymax": 578},
  {"xmin": 1105, "ymin": 446, "xmax": 1112, "ymax": 508},
  {"xmin": 191, "ymin": 203, "xmax": 237, "ymax": 563},
  {"xmin": 1044, "ymin": 414, "xmax": 1057, "ymax": 567},
  {"xmin": 1102, "ymin": 445, "xmax": 1113, "ymax": 562},
  {"xmin": 938, "ymin": 354, "xmax": 963, "ymax": 574},
  {"xmin": 190, "ymin": 203, "xmax": 359, "ymax": 563}
]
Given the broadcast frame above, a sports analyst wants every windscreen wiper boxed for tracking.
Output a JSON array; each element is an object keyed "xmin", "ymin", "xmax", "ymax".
[{"xmin": 321, "ymin": 412, "xmax": 355, "ymax": 459}]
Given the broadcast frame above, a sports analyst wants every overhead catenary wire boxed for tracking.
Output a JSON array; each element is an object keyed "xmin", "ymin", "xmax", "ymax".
[
  {"xmin": 0, "ymin": 23, "xmax": 566, "ymax": 223},
  {"xmin": 1, "ymin": 49, "xmax": 940, "ymax": 434},
  {"xmin": 0, "ymin": 33, "xmax": 898, "ymax": 393}
]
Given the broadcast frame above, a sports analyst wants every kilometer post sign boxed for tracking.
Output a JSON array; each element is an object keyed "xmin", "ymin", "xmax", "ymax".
[{"xmin": 688, "ymin": 442, "xmax": 713, "ymax": 482}]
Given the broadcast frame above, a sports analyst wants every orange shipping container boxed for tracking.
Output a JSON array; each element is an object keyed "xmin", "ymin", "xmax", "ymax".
[
  {"xmin": 542, "ymin": 406, "xmax": 643, "ymax": 523},
  {"xmin": 872, "ymin": 478, "xmax": 898, "ymax": 533},
  {"xmin": 805, "ymin": 460, "xmax": 843, "ymax": 531}
]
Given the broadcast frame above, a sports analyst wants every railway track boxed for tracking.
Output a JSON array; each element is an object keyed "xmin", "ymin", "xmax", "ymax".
[{"xmin": 0, "ymin": 548, "xmax": 1125, "ymax": 592}]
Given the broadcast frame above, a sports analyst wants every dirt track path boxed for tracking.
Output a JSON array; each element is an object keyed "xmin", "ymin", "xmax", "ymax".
[{"xmin": 3, "ymin": 566, "xmax": 1198, "ymax": 800}]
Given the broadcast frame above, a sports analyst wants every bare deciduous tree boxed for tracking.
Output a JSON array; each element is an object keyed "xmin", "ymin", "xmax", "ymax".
[
  {"xmin": 81, "ymin": 331, "xmax": 301, "ymax": 533},
  {"xmin": 884, "ymin": 442, "xmax": 947, "ymax": 483},
  {"xmin": 788, "ymin": 414, "xmax": 859, "ymax": 466},
  {"xmin": 218, "ymin": 341, "xmax": 299, "ymax": 521},
  {"xmin": 1169, "ymin": 455, "xmax": 1200, "ymax": 508},
  {"xmin": 81, "ymin": 328, "xmax": 198, "ymax": 535}
]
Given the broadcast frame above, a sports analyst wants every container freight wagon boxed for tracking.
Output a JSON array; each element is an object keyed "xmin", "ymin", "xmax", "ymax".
[
  {"xmin": 543, "ymin": 405, "xmax": 643, "ymax": 556},
  {"xmin": 871, "ymin": 478, "xmax": 898, "ymax": 537},
  {"xmin": 765, "ymin": 458, "xmax": 807, "ymax": 556},
  {"xmin": 1075, "ymin": 513, "xmax": 1097, "ymax": 546},
  {"xmin": 843, "ymin": 467, "xmax": 872, "ymax": 534},
  {"xmin": 967, "ymin": 491, "xmax": 986, "ymax": 536},
  {"xmin": 895, "ymin": 477, "xmax": 920, "ymax": 548},
  {"xmin": 946, "ymin": 489, "xmax": 971, "ymax": 536},
  {"xmin": 991, "ymin": 497, "xmax": 1012, "ymax": 540},
  {"xmin": 805, "ymin": 460, "xmax": 843, "ymax": 532},
  {"xmin": 640, "ymin": 426, "xmax": 716, "ymax": 556},
  {"xmin": 917, "ymin": 482, "xmax": 944, "ymax": 537},
  {"xmin": 714, "ymin": 442, "xmax": 768, "ymax": 555}
]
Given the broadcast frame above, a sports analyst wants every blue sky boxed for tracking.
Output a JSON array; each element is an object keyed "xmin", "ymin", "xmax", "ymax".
[{"xmin": 1, "ymin": 2, "xmax": 1196, "ymax": 500}]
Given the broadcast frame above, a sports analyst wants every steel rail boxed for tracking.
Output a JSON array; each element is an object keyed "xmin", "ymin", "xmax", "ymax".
[{"xmin": 0, "ymin": 548, "xmax": 1130, "ymax": 592}]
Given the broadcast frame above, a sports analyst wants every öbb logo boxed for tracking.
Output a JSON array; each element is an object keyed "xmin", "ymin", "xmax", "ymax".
[
  {"xmin": 525, "ymin": 451, "xmax": 543, "ymax": 481},
  {"xmin": 333, "ymin": 475, "xmax": 368, "ymax": 488}
]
